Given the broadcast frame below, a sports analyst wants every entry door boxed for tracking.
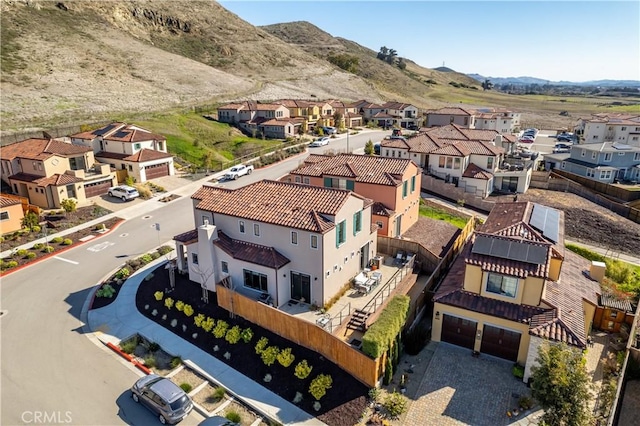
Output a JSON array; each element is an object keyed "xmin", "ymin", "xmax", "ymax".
[
  {"xmin": 395, "ymin": 214, "xmax": 402, "ymax": 237},
  {"xmin": 360, "ymin": 242, "xmax": 370, "ymax": 269},
  {"xmin": 290, "ymin": 272, "xmax": 311, "ymax": 303}
]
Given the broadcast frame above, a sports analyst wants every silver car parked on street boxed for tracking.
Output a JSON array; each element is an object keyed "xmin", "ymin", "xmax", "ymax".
[{"xmin": 131, "ymin": 374, "xmax": 193, "ymax": 424}]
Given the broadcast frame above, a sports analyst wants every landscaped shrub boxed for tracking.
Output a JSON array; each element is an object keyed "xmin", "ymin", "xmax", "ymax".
[
  {"xmin": 277, "ymin": 347, "xmax": 295, "ymax": 368},
  {"xmin": 139, "ymin": 254, "xmax": 153, "ymax": 264},
  {"xmin": 261, "ymin": 346, "xmax": 280, "ymax": 366},
  {"xmin": 241, "ymin": 327, "xmax": 253, "ymax": 343},
  {"xmin": 383, "ymin": 357, "xmax": 393, "ymax": 385},
  {"xmin": 170, "ymin": 357, "xmax": 182, "ymax": 369},
  {"xmin": 143, "ymin": 355, "xmax": 157, "ymax": 368},
  {"xmin": 225, "ymin": 325, "xmax": 242, "ymax": 344},
  {"xmin": 194, "ymin": 313, "xmax": 205, "ymax": 327},
  {"xmin": 154, "ymin": 291, "xmax": 164, "ymax": 301},
  {"xmin": 202, "ymin": 317, "xmax": 215, "ymax": 332},
  {"xmin": 383, "ymin": 391, "xmax": 408, "ymax": 418},
  {"xmin": 16, "ymin": 249, "xmax": 28, "ymax": 257},
  {"xmin": 211, "ymin": 387, "xmax": 225, "ymax": 401},
  {"xmin": 62, "ymin": 238, "xmax": 73, "ymax": 245},
  {"xmin": 120, "ymin": 336, "xmax": 139, "ymax": 354},
  {"xmin": 362, "ymin": 295, "xmax": 410, "ymax": 358},
  {"xmin": 150, "ymin": 252, "xmax": 161, "ymax": 260},
  {"xmin": 26, "ymin": 252, "xmax": 36, "ymax": 259},
  {"xmin": 115, "ymin": 267, "xmax": 130, "ymax": 280},
  {"xmin": 183, "ymin": 304, "xmax": 194, "ymax": 317},
  {"xmin": 31, "ymin": 225, "xmax": 41, "ymax": 233},
  {"xmin": 255, "ymin": 337, "xmax": 269, "ymax": 355},
  {"xmin": 309, "ymin": 374, "xmax": 332, "ymax": 400},
  {"xmin": 179, "ymin": 383, "xmax": 192, "ymax": 393},
  {"xmin": 213, "ymin": 319, "xmax": 228, "ymax": 338},
  {"xmin": 175, "ymin": 300, "xmax": 185, "ymax": 312},
  {"xmin": 225, "ymin": 411, "xmax": 241, "ymax": 424},
  {"xmin": 43, "ymin": 245, "xmax": 54, "ymax": 253},
  {"xmin": 51, "ymin": 237, "xmax": 63, "ymax": 244},
  {"xmin": 127, "ymin": 259, "xmax": 142, "ymax": 270},
  {"xmin": 96, "ymin": 284, "xmax": 116, "ymax": 298},
  {"xmin": 164, "ymin": 297, "xmax": 174, "ymax": 309},
  {"xmin": 294, "ymin": 360, "xmax": 313, "ymax": 379},
  {"xmin": 512, "ymin": 363, "xmax": 525, "ymax": 379},
  {"xmin": 32, "ymin": 243, "xmax": 44, "ymax": 250},
  {"xmin": 4, "ymin": 260, "xmax": 18, "ymax": 269},
  {"xmin": 157, "ymin": 245, "xmax": 173, "ymax": 255}
]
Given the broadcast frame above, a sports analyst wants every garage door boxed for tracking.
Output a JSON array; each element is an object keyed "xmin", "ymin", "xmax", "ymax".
[
  {"xmin": 145, "ymin": 163, "xmax": 169, "ymax": 179},
  {"xmin": 480, "ymin": 325, "xmax": 521, "ymax": 362},
  {"xmin": 441, "ymin": 314, "xmax": 477, "ymax": 350},
  {"xmin": 84, "ymin": 180, "xmax": 112, "ymax": 198}
]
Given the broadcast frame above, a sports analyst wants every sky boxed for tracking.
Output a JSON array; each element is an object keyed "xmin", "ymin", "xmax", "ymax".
[{"xmin": 219, "ymin": 1, "xmax": 640, "ymax": 83}]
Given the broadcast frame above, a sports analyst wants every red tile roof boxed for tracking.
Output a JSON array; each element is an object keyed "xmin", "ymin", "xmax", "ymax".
[
  {"xmin": 0, "ymin": 196, "xmax": 21, "ymax": 208},
  {"xmin": 427, "ymin": 107, "xmax": 474, "ymax": 116},
  {"xmin": 214, "ymin": 231, "xmax": 290, "ymax": 269},
  {"xmin": 173, "ymin": 229, "xmax": 199, "ymax": 244},
  {"xmin": 191, "ymin": 180, "xmax": 368, "ymax": 234},
  {"xmin": 289, "ymin": 154, "xmax": 415, "ymax": 186},
  {"xmin": 260, "ymin": 118, "xmax": 295, "ymax": 126},
  {"xmin": 9, "ymin": 172, "xmax": 82, "ymax": 186},
  {"xmin": 70, "ymin": 123, "xmax": 165, "ymax": 142},
  {"xmin": 430, "ymin": 143, "xmax": 472, "ymax": 157},
  {"xmin": 462, "ymin": 163, "xmax": 493, "ymax": 180},
  {"xmin": 371, "ymin": 201, "xmax": 394, "ymax": 216},
  {"xmin": 0, "ymin": 138, "xmax": 91, "ymax": 161},
  {"xmin": 96, "ymin": 149, "xmax": 172, "ymax": 163}
]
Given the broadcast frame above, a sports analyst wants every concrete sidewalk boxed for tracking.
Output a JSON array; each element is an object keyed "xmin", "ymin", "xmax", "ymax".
[{"xmin": 87, "ymin": 257, "xmax": 326, "ymax": 426}]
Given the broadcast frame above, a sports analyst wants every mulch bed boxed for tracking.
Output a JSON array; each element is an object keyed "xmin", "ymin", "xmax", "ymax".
[{"xmin": 136, "ymin": 267, "xmax": 368, "ymax": 426}]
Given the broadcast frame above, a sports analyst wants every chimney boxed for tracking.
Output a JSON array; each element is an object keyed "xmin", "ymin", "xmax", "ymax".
[
  {"xmin": 493, "ymin": 134, "xmax": 503, "ymax": 147},
  {"xmin": 196, "ymin": 220, "xmax": 219, "ymax": 291},
  {"xmin": 589, "ymin": 261, "xmax": 606, "ymax": 283}
]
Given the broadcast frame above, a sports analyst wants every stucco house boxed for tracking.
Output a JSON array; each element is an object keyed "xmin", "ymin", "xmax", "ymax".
[
  {"xmin": 284, "ymin": 153, "xmax": 421, "ymax": 237},
  {"xmin": 173, "ymin": 180, "xmax": 378, "ymax": 308},
  {"xmin": 431, "ymin": 201, "xmax": 601, "ymax": 382},
  {"xmin": 575, "ymin": 113, "xmax": 640, "ymax": 146},
  {"xmin": 70, "ymin": 123, "xmax": 174, "ymax": 183},
  {"xmin": 544, "ymin": 142, "xmax": 640, "ymax": 183},
  {"xmin": 425, "ymin": 107, "xmax": 476, "ymax": 128},
  {"xmin": 425, "ymin": 107, "xmax": 520, "ymax": 134},
  {"xmin": 0, "ymin": 138, "xmax": 117, "ymax": 208},
  {"xmin": 381, "ymin": 101, "xmax": 420, "ymax": 129},
  {"xmin": 0, "ymin": 195, "xmax": 25, "ymax": 235}
]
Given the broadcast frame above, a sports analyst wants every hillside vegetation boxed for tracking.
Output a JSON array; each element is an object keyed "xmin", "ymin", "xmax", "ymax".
[{"xmin": 0, "ymin": 0, "xmax": 637, "ymax": 140}]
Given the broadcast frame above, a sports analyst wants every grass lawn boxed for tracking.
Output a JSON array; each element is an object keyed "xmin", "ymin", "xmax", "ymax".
[{"xmin": 419, "ymin": 205, "xmax": 469, "ymax": 229}]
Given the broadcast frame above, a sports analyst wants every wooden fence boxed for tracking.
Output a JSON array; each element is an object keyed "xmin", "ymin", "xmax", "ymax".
[
  {"xmin": 216, "ymin": 285, "xmax": 381, "ymax": 387},
  {"xmin": 421, "ymin": 173, "xmax": 496, "ymax": 213}
]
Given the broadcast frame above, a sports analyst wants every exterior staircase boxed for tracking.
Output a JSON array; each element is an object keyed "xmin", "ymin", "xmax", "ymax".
[{"xmin": 345, "ymin": 309, "xmax": 370, "ymax": 333}]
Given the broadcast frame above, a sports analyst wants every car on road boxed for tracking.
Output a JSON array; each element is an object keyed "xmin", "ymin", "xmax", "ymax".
[
  {"xmin": 131, "ymin": 374, "xmax": 193, "ymax": 424},
  {"xmin": 309, "ymin": 137, "xmax": 330, "ymax": 147},
  {"xmin": 224, "ymin": 164, "xmax": 254, "ymax": 180},
  {"xmin": 519, "ymin": 135, "xmax": 535, "ymax": 143},
  {"xmin": 108, "ymin": 185, "xmax": 140, "ymax": 201},
  {"xmin": 557, "ymin": 134, "xmax": 574, "ymax": 143}
]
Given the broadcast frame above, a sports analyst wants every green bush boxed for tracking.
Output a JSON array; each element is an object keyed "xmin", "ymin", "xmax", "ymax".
[
  {"xmin": 157, "ymin": 245, "xmax": 173, "ymax": 255},
  {"xmin": 212, "ymin": 387, "xmax": 226, "ymax": 401},
  {"xmin": 139, "ymin": 254, "xmax": 153, "ymax": 264},
  {"xmin": 362, "ymin": 295, "xmax": 410, "ymax": 358},
  {"xmin": 115, "ymin": 267, "xmax": 130, "ymax": 280},
  {"xmin": 383, "ymin": 357, "xmax": 393, "ymax": 385},
  {"xmin": 62, "ymin": 238, "xmax": 73, "ymax": 245},
  {"xmin": 127, "ymin": 259, "xmax": 142, "ymax": 270},
  {"xmin": 179, "ymin": 383, "xmax": 192, "ymax": 393},
  {"xmin": 294, "ymin": 360, "xmax": 313, "ymax": 379},
  {"xmin": 277, "ymin": 347, "xmax": 295, "ymax": 368},
  {"xmin": 261, "ymin": 346, "xmax": 280, "ymax": 367},
  {"xmin": 194, "ymin": 313, "xmax": 205, "ymax": 327},
  {"xmin": 225, "ymin": 325, "xmax": 242, "ymax": 344},
  {"xmin": 213, "ymin": 320, "xmax": 228, "ymax": 338},
  {"xmin": 175, "ymin": 300, "xmax": 185, "ymax": 312},
  {"xmin": 43, "ymin": 245, "xmax": 54, "ymax": 253},
  {"xmin": 309, "ymin": 374, "xmax": 332, "ymax": 400},
  {"xmin": 150, "ymin": 252, "xmax": 161, "ymax": 260},
  {"xmin": 201, "ymin": 317, "xmax": 215, "ymax": 332},
  {"xmin": 143, "ymin": 355, "xmax": 156, "ymax": 368},
  {"xmin": 31, "ymin": 225, "xmax": 41, "ymax": 233},
  {"xmin": 164, "ymin": 297, "xmax": 174, "ymax": 309},
  {"xmin": 512, "ymin": 363, "xmax": 525, "ymax": 379},
  {"xmin": 241, "ymin": 327, "xmax": 254, "ymax": 343},
  {"xmin": 183, "ymin": 304, "xmax": 194, "ymax": 317},
  {"xmin": 4, "ymin": 260, "xmax": 18, "ymax": 269},
  {"xmin": 255, "ymin": 337, "xmax": 269, "ymax": 354},
  {"xmin": 51, "ymin": 237, "xmax": 63, "ymax": 244},
  {"xmin": 154, "ymin": 291, "xmax": 163, "ymax": 301},
  {"xmin": 170, "ymin": 357, "xmax": 182, "ymax": 368},
  {"xmin": 383, "ymin": 391, "xmax": 408, "ymax": 418},
  {"xmin": 120, "ymin": 336, "xmax": 139, "ymax": 354},
  {"xmin": 96, "ymin": 284, "xmax": 116, "ymax": 298},
  {"xmin": 225, "ymin": 411, "xmax": 241, "ymax": 424},
  {"xmin": 26, "ymin": 252, "xmax": 36, "ymax": 259},
  {"xmin": 16, "ymin": 249, "xmax": 28, "ymax": 257},
  {"xmin": 32, "ymin": 243, "xmax": 44, "ymax": 250}
]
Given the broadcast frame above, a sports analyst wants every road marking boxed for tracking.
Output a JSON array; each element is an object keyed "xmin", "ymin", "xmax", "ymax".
[
  {"xmin": 53, "ymin": 256, "xmax": 79, "ymax": 265},
  {"xmin": 87, "ymin": 241, "xmax": 115, "ymax": 252}
]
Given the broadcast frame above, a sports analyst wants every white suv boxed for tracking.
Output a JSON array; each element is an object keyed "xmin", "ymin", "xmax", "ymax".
[{"xmin": 108, "ymin": 185, "xmax": 140, "ymax": 201}]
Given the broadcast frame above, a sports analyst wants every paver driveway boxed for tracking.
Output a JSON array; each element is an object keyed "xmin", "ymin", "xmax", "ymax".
[{"xmin": 405, "ymin": 342, "xmax": 531, "ymax": 426}]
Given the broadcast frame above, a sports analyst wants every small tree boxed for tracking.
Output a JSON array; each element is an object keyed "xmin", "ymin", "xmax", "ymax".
[
  {"xmin": 21, "ymin": 211, "xmax": 40, "ymax": 230},
  {"xmin": 482, "ymin": 78, "xmax": 494, "ymax": 91},
  {"xmin": 364, "ymin": 139, "xmax": 375, "ymax": 155},
  {"xmin": 60, "ymin": 198, "xmax": 77, "ymax": 214},
  {"xmin": 530, "ymin": 342, "xmax": 593, "ymax": 426}
]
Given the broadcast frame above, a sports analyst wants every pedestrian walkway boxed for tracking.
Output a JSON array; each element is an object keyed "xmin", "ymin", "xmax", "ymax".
[{"xmin": 86, "ymin": 257, "xmax": 326, "ymax": 426}]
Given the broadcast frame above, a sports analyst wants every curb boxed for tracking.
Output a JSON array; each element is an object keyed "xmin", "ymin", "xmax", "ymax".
[
  {"xmin": 104, "ymin": 341, "xmax": 153, "ymax": 375},
  {"xmin": 0, "ymin": 218, "xmax": 125, "ymax": 277}
]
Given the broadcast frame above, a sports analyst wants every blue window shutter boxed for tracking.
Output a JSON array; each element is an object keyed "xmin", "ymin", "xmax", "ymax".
[
  {"xmin": 411, "ymin": 175, "xmax": 416, "ymax": 192},
  {"xmin": 324, "ymin": 177, "xmax": 332, "ymax": 187},
  {"xmin": 346, "ymin": 180, "xmax": 355, "ymax": 191}
]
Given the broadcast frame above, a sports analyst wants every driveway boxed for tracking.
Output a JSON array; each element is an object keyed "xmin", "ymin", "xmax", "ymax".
[{"xmin": 405, "ymin": 342, "xmax": 533, "ymax": 426}]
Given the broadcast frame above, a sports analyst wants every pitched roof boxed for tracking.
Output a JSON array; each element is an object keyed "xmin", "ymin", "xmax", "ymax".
[
  {"xmin": 462, "ymin": 163, "xmax": 493, "ymax": 180},
  {"xmin": 96, "ymin": 148, "xmax": 172, "ymax": 162},
  {"xmin": 214, "ymin": 231, "xmax": 290, "ymax": 269},
  {"xmin": 371, "ymin": 201, "xmax": 394, "ymax": 216},
  {"xmin": 424, "ymin": 123, "xmax": 499, "ymax": 142},
  {"xmin": 260, "ymin": 118, "xmax": 295, "ymax": 126},
  {"xmin": 382, "ymin": 101, "xmax": 415, "ymax": 110},
  {"xmin": 289, "ymin": 154, "xmax": 415, "ymax": 186},
  {"xmin": 430, "ymin": 143, "xmax": 472, "ymax": 157},
  {"xmin": 9, "ymin": 172, "xmax": 83, "ymax": 186},
  {"xmin": 0, "ymin": 196, "xmax": 21, "ymax": 208},
  {"xmin": 70, "ymin": 123, "xmax": 165, "ymax": 142},
  {"xmin": 173, "ymin": 229, "xmax": 199, "ymax": 244},
  {"xmin": 191, "ymin": 180, "xmax": 369, "ymax": 233},
  {"xmin": 427, "ymin": 107, "xmax": 474, "ymax": 116},
  {"xmin": 0, "ymin": 138, "xmax": 91, "ymax": 161}
]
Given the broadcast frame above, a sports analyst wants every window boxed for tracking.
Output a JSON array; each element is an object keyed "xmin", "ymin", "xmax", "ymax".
[
  {"xmin": 600, "ymin": 170, "xmax": 612, "ymax": 180},
  {"xmin": 410, "ymin": 175, "xmax": 416, "ymax": 192},
  {"xmin": 439, "ymin": 156, "xmax": 445, "ymax": 168},
  {"xmin": 621, "ymin": 127, "xmax": 627, "ymax": 131},
  {"xmin": 253, "ymin": 223, "xmax": 260, "ymax": 236},
  {"xmin": 134, "ymin": 143, "xmax": 141, "ymax": 150},
  {"xmin": 192, "ymin": 253, "xmax": 199, "ymax": 265},
  {"xmin": 243, "ymin": 269, "xmax": 268, "ymax": 292},
  {"xmin": 295, "ymin": 176, "xmax": 301, "ymax": 183},
  {"xmin": 487, "ymin": 157, "xmax": 494, "ymax": 169},
  {"xmin": 303, "ymin": 177, "xmax": 310, "ymax": 185},
  {"xmin": 486, "ymin": 273, "xmax": 518, "ymax": 298},
  {"xmin": 376, "ymin": 221, "xmax": 383, "ymax": 229},
  {"xmin": 592, "ymin": 152, "xmax": 597, "ymax": 159},
  {"xmin": 604, "ymin": 153, "xmax": 612, "ymax": 162},
  {"xmin": 610, "ymin": 310, "xmax": 618, "ymax": 319},
  {"xmin": 0, "ymin": 211, "xmax": 9, "ymax": 221},
  {"xmin": 386, "ymin": 150, "xmax": 390, "ymax": 157},
  {"xmin": 353, "ymin": 210, "xmax": 362, "ymax": 235},
  {"xmin": 586, "ymin": 169, "xmax": 595, "ymax": 178},
  {"xmin": 561, "ymin": 161, "xmax": 566, "ymax": 169},
  {"xmin": 239, "ymin": 220, "xmax": 245, "ymax": 233},
  {"xmin": 291, "ymin": 231, "xmax": 298, "ymax": 245},
  {"xmin": 402, "ymin": 181, "xmax": 408, "ymax": 198},
  {"xmin": 323, "ymin": 177, "xmax": 354, "ymax": 190},
  {"xmin": 221, "ymin": 261, "xmax": 228, "ymax": 273},
  {"xmin": 157, "ymin": 141, "xmax": 164, "ymax": 150},
  {"xmin": 310, "ymin": 235, "xmax": 318, "ymax": 249},
  {"xmin": 635, "ymin": 152, "xmax": 640, "ymax": 161},
  {"xmin": 454, "ymin": 158, "xmax": 461, "ymax": 170},
  {"xmin": 336, "ymin": 220, "xmax": 346, "ymax": 247},
  {"xmin": 128, "ymin": 165, "xmax": 133, "ymax": 171},
  {"xmin": 66, "ymin": 184, "xmax": 76, "ymax": 198},
  {"xmin": 202, "ymin": 215, "xmax": 212, "ymax": 225},
  {"xmin": 446, "ymin": 157, "xmax": 453, "ymax": 169}
]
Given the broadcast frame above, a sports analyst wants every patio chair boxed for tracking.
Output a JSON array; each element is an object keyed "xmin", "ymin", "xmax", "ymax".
[{"xmin": 393, "ymin": 251, "xmax": 405, "ymax": 266}]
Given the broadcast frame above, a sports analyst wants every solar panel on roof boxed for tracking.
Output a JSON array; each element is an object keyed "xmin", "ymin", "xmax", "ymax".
[
  {"xmin": 491, "ymin": 239, "xmax": 511, "ymax": 258},
  {"xmin": 472, "ymin": 235, "xmax": 547, "ymax": 265},
  {"xmin": 508, "ymin": 242, "xmax": 529, "ymax": 262},
  {"xmin": 530, "ymin": 204, "xmax": 560, "ymax": 243},
  {"xmin": 94, "ymin": 124, "xmax": 116, "ymax": 136},
  {"xmin": 112, "ymin": 130, "xmax": 130, "ymax": 138},
  {"xmin": 472, "ymin": 235, "xmax": 492, "ymax": 255}
]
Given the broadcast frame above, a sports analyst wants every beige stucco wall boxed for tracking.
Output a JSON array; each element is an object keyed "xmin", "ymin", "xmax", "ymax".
[
  {"xmin": 463, "ymin": 264, "xmax": 482, "ymax": 293},
  {"xmin": 522, "ymin": 277, "xmax": 544, "ymax": 306},
  {"xmin": 583, "ymin": 300, "xmax": 596, "ymax": 337},
  {"xmin": 427, "ymin": 114, "xmax": 472, "ymax": 128},
  {"xmin": 432, "ymin": 303, "xmax": 532, "ymax": 365},
  {"xmin": 0, "ymin": 203, "xmax": 24, "ymax": 235},
  {"xmin": 548, "ymin": 257, "xmax": 562, "ymax": 282}
]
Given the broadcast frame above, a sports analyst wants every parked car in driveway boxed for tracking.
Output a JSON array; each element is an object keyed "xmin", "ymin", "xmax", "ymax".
[
  {"xmin": 107, "ymin": 185, "xmax": 140, "ymax": 201},
  {"xmin": 556, "ymin": 134, "xmax": 574, "ymax": 143},
  {"xmin": 322, "ymin": 126, "xmax": 337, "ymax": 135},
  {"xmin": 553, "ymin": 143, "xmax": 572, "ymax": 153},
  {"xmin": 131, "ymin": 374, "xmax": 193, "ymax": 424},
  {"xmin": 519, "ymin": 135, "xmax": 535, "ymax": 143},
  {"xmin": 309, "ymin": 137, "xmax": 330, "ymax": 147}
]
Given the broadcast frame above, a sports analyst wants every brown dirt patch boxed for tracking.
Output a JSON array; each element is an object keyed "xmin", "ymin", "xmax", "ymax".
[
  {"xmin": 490, "ymin": 189, "xmax": 640, "ymax": 257},
  {"xmin": 169, "ymin": 367, "xmax": 206, "ymax": 392},
  {"xmin": 192, "ymin": 383, "xmax": 228, "ymax": 413},
  {"xmin": 217, "ymin": 400, "xmax": 261, "ymax": 426}
]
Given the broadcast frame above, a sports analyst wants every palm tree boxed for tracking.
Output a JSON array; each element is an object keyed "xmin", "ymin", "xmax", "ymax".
[
  {"xmin": 377, "ymin": 46, "xmax": 389, "ymax": 61},
  {"xmin": 386, "ymin": 49, "xmax": 397, "ymax": 64}
]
